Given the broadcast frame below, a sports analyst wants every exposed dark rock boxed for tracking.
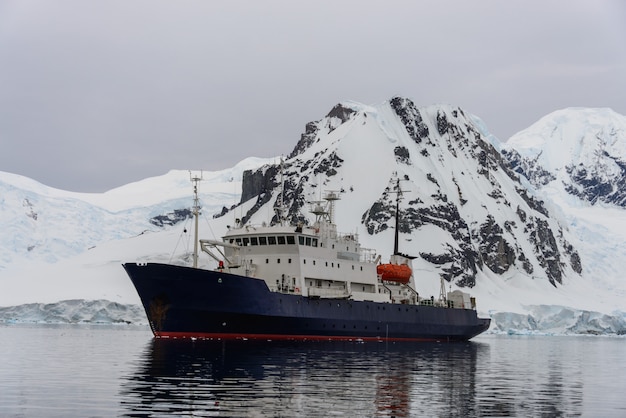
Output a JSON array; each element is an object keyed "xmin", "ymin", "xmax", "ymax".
[
  {"xmin": 565, "ymin": 161, "xmax": 626, "ymax": 206},
  {"xmin": 325, "ymin": 103, "xmax": 356, "ymax": 133},
  {"xmin": 436, "ymin": 110, "xmax": 449, "ymax": 136},
  {"xmin": 527, "ymin": 217, "xmax": 563, "ymax": 286},
  {"xmin": 503, "ymin": 144, "xmax": 626, "ymax": 208},
  {"xmin": 241, "ymin": 165, "xmax": 280, "ymax": 204},
  {"xmin": 516, "ymin": 206, "xmax": 527, "ymax": 223},
  {"xmin": 478, "ymin": 215, "xmax": 516, "ymax": 274},
  {"xmin": 314, "ymin": 152, "xmax": 344, "ymax": 177},
  {"xmin": 239, "ymin": 165, "xmax": 280, "ymax": 224},
  {"xmin": 518, "ymin": 251, "xmax": 534, "ymax": 274},
  {"xmin": 213, "ymin": 205, "xmax": 234, "ymax": 219},
  {"xmin": 420, "ymin": 252, "xmax": 455, "ymax": 265},
  {"xmin": 394, "ymin": 146, "xmax": 411, "ymax": 164},
  {"xmin": 559, "ymin": 229, "xmax": 583, "ymax": 274},
  {"xmin": 150, "ymin": 209, "xmax": 193, "ymax": 227},
  {"xmin": 515, "ymin": 187, "xmax": 549, "ymax": 217},
  {"xmin": 426, "ymin": 173, "xmax": 439, "ymax": 186},
  {"xmin": 390, "ymin": 96, "xmax": 429, "ymax": 144},
  {"xmin": 23, "ymin": 198, "xmax": 38, "ymax": 221},
  {"xmin": 288, "ymin": 121, "xmax": 320, "ymax": 159},
  {"xmin": 502, "ymin": 149, "xmax": 555, "ymax": 187}
]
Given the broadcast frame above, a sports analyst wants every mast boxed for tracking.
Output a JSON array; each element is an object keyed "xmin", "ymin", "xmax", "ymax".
[
  {"xmin": 393, "ymin": 178, "xmax": 403, "ymax": 255},
  {"xmin": 190, "ymin": 172, "xmax": 203, "ymax": 268}
]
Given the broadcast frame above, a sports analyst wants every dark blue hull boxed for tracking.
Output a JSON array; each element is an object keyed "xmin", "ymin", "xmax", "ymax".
[{"xmin": 123, "ymin": 263, "xmax": 491, "ymax": 341}]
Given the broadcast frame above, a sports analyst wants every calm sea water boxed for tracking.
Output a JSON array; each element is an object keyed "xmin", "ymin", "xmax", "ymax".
[{"xmin": 0, "ymin": 325, "xmax": 625, "ymax": 417}]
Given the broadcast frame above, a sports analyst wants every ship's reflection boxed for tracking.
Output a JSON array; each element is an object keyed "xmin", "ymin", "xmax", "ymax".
[{"xmin": 120, "ymin": 338, "xmax": 485, "ymax": 417}]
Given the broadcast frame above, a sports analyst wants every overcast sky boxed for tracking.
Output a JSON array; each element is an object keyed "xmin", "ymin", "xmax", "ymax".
[{"xmin": 1, "ymin": 0, "xmax": 625, "ymax": 192}]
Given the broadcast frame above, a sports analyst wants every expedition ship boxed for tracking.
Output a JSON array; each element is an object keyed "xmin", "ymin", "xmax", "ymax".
[{"xmin": 123, "ymin": 175, "xmax": 491, "ymax": 341}]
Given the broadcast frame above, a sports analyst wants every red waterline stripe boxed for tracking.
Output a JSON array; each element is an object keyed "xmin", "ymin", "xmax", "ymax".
[{"xmin": 154, "ymin": 331, "xmax": 443, "ymax": 342}]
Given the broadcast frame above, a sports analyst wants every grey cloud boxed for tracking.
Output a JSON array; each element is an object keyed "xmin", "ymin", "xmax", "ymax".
[{"xmin": 1, "ymin": 0, "xmax": 624, "ymax": 191}]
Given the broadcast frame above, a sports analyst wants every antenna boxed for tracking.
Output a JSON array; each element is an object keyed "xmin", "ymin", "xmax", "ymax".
[
  {"xmin": 189, "ymin": 171, "xmax": 203, "ymax": 268},
  {"xmin": 386, "ymin": 173, "xmax": 406, "ymax": 255}
]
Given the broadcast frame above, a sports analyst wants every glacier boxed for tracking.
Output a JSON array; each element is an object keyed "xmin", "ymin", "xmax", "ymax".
[{"xmin": 0, "ymin": 299, "xmax": 148, "ymax": 326}]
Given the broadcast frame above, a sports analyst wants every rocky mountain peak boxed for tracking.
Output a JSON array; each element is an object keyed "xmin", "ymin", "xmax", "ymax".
[
  {"xmin": 288, "ymin": 102, "xmax": 358, "ymax": 159},
  {"xmin": 234, "ymin": 97, "xmax": 582, "ymax": 289}
]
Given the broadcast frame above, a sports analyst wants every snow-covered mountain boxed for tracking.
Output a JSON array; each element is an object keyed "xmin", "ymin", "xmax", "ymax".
[
  {"xmin": 1, "ymin": 99, "xmax": 625, "ymax": 335},
  {"xmin": 0, "ymin": 158, "xmax": 269, "ymax": 270},
  {"xmin": 238, "ymin": 98, "xmax": 581, "ymax": 291},
  {"xmin": 502, "ymin": 107, "xmax": 626, "ymax": 207},
  {"xmin": 499, "ymin": 108, "xmax": 626, "ymax": 323}
]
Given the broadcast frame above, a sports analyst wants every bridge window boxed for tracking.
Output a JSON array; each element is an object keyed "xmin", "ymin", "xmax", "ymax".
[
  {"xmin": 259, "ymin": 236, "xmax": 267, "ymax": 245},
  {"xmin": 268, "ymin": 236, "xmax": 277, "ymax": 245},
  {"xmin": 251, "ymin": 237, "xmax": 258, "ymax": 246},
  {"xmin": 305, "ymin": 237, "xmax": 311, "ymax": 246},
  {"xmin": 242, "ymin": 237, "xmax": 250, "ymax": 246},
  {"xmin": 277, "ymin": 236, "xmax": 286, "ymax": 245},
  {"xmin": 287, "ymin": 236, "xmax": 295, "ymax": 245},
  {"xmin": 299, "ymin": 236, "xmax": 305, "ymax": 245},
  {"xmin": 312, "ymin": 238, "xmax": 318, "ymax": 247}
]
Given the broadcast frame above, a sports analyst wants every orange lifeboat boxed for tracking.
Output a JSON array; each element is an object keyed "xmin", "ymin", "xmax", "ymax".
[{"xmin": 377, "ymin": 263, "xmax": 412, "ymax": 284}]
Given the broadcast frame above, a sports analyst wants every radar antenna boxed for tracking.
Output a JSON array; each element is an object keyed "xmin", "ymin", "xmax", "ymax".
[{"xmin": 309, "ymin": 190, "xmax": 341, "ymax": 225}]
